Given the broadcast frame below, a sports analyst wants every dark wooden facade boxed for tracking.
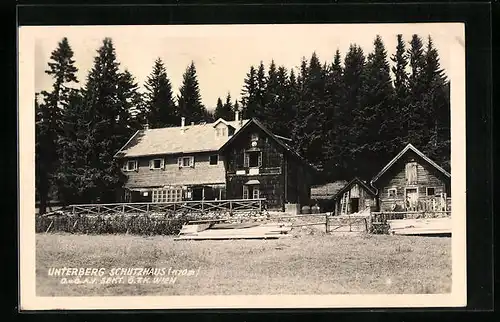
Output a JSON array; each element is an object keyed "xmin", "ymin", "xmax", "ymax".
[
  {"xmin": 371, "ymin": 144, "xmax": 451, "ymax": 212},
  {"xmin": 220, "ymin": 120, "xmax": 314, "ymax": 210}
]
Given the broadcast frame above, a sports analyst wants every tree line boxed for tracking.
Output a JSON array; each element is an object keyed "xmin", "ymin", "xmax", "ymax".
[{"xmin": 35, "ymin": 34, "xmax": 450, "ymax": 214}]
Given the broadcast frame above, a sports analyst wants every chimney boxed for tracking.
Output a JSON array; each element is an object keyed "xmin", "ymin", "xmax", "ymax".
[
  {"xmin": 235, "ymin": 110, "xmax": 240, "ymax": 121},
  {"xmin": 181, "ymin": 117, "xmax": 185, "ymax": 128}
]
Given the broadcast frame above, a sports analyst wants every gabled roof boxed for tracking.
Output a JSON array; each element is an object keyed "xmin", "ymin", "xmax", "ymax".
[
  {"xmin": 332, "ymin": 177, "xmax": 376, "ymax": 200},
  {"xmin": 218, "ymin": 118, "xmax": 317, "ymax": 172},
  {"xmin": 370, "ymin": 143, "xmax": 451, "ymax": 184},
  {"xmin": 114, "ymin": 119, "xmax": 249, "ymax": 158}
]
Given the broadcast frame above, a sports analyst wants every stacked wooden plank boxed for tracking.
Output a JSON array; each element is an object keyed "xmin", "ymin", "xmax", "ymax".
[
  {"xmin": 387, "ymin": 217, "xmax": 451, "ymax": 236},
  {"xmin": 174, "ymin": 222, "xmax": 293, "ymax": 241}
]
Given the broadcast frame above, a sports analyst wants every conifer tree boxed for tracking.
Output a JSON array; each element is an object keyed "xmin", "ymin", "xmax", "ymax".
[
  {"xmin": 354, "ymin": 35, "xmax": 395, "ymax": 178},
  {"xmin": 177, "ymin": 61, "xmax": 205, "ymax": 124},
  {"xmin": 422, "ymin": 36, "xmax": 450, "ymax": 170},
  {"xmin": 391, "ymin": 34, "xmax": 411, "ymax": 150},
  {"xmin": 144, "ymin": 58, "xmax": 176, "ymax": 128},
  {"xmin": 56, "ymin": 89, "xmax": 85, "ymax": 204},
  {"xmin": 36, "ymin": 37, "xmax": 79, "ymax": 213},
  {"xmin": 254, "ymin": 61, "xmax": 267, "ymax": 119},
  {"xmin": 213, "ymin": 94, "xmax": 234, "ymax": 120},
  {"xmin": 240, "ymin": 65, "xmax": 258, "ymax": 119},
  {"xmin": 323, "ymin": 50, "xmax": 344, "ymax": 179},
  {"xmin": 76, "ymin": 38, "xmax": 130, "ymax": 202},
  {"xmin": 292, "ymin": 52, "xmax": 327, "ymax": 166},
  {"xmin": 406, "ymin": 34, "xmax": 428, "ymax": 148}
]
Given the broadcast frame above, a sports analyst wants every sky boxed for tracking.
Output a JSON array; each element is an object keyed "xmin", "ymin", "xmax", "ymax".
[{"xmin": 34, "ymin": 24, "xmax": 462, "ymax": 110}]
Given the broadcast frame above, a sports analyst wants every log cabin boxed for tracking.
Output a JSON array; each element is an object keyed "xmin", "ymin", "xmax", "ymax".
[
  {"xmin": 218, "ymin": 118, "xmax": 317, "ymax": 211},
  {"xmin": 332, "ymin": 178, "xmax": 377, "ymax": 216},
  {"xmin": 370, "ymin": 143, "xmax": 451, "ymax": 212}
]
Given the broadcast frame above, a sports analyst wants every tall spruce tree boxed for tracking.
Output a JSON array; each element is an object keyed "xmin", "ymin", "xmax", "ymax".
[
  {"xmin": 56, "ymin": 89, "xmax": 85, "ymax": 204},
  {"xmin": 36, "ymin": 37, "xmax": 79, "ymax": 213},
  {"xmin": 292, "ymin": 52, "xmax": 327, "ymax": 166},
  {"xmin": 177, "ymin": 61, "xmax": 205, "ymax": 124},
  {"xmin": 422, "ymin": 36, "xmax": 450, "ymax": 170},
  {"xmin": 253, "ymin": 61, "xmax": 267, "ymax": 120},
  {"xmin": 335, "ymin": 44, "xmax": 366, "ymax": 178},
  {"xmin": 240, "ymin": 65, "xmax": 258, "ymax": 119},
  {"xmin": 76, "ymin": 38, "xmax": 131, "ymax": 203},
  {"xmin": 323, "ymin": 50, "xmax": 344, "ymax": 179},
  {"xmin": 354, "ymin": 35, "xmax": 395, "ymax": 178},
  {"xmin": 144, "ymin": 58, "xmax": 176, "ymax": 128},
  {"xmin": 260, "ymin": 60, "xmax": 280, "ymax": 131},
  {"xmin": 391, "ymin": 34, "xmax": 411, "ymax": 150},
  {"xmin": 406, "ymin": 34, "xmax": 428, "ymax": 148}
]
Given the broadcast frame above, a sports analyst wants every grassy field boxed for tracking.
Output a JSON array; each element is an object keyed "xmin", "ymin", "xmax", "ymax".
[{"xmin": 36, "ymin": 228, "xmax": 451, "ymax": 296}]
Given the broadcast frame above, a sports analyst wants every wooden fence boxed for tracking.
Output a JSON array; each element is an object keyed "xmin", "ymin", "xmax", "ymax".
[{"xmin": 69, "ymin": 198, "xmax": 267, "ymax": 217}]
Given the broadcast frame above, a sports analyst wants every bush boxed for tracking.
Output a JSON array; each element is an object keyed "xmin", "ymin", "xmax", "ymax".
[{"xmin": 35, "ymin": 213, "xmax": 197, "ymax": 236}]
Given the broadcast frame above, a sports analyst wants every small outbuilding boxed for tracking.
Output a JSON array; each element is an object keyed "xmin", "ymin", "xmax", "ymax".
[{"xmin": 332, "ymin": 178, "xmax": 377, "ymax": 216}]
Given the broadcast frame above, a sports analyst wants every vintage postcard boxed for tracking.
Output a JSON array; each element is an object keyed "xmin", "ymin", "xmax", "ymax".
[{"xmin": 19, "ymin": 23, "xmax": 466, "ymax": 310}]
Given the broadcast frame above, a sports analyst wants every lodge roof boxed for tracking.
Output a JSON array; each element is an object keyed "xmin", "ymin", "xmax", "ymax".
[
  {"xmin": 370, "ymin": 143, "xmax": 451, "ymax": 184},
  {"xmin": 114, "ymin": 119, "xmax": 250, "ymax": 158}
]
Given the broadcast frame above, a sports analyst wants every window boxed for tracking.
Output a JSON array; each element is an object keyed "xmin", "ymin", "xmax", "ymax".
[
  {"xmin": 388, "ymin": 188, "xmax": 397, "ymax": 198},
  {"xmin": 216, "ymin": 127, "xmax": 227, "ymax": 137},
  {"xmin": 243, "ymin": 186, "xmax": 249, "ymax": 199},
  {"xmin": 124, "ymin": 160, "xmax": 137, "ymax": 171},
  {"xmin": 149, "ymin": 158, "xmax": 164, "ymax": 170},
  {"xmin": 178, "ymin": 156, "xmax": 195, "ymax": 168},
  {"xmin": 426, "ymin": 187, "xmax": 436, "ymax": 196},
  {"xmin": 244, "ymin": 151, "xmax": 262, "ymax": 168},
  {"xmin": 251, "ymin": 133, "xmax": 259, "ymax": 141},
  {"xmin": 152, "ymin": 188, "xmax": 183, "ymax": 203},
  {"xmin": 209, "ymin": 155, "xmax": 218, "ymax": 165},
  {"xmin": 252, "ymin": 187, "xmax": 260, "ymax": 199}
]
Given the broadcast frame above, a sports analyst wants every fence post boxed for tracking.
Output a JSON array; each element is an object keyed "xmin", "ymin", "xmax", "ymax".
[
  {"xmin": 325, "ymin": 213, "xmax": 329, "ymax": 233},
  {"xmin": 147, "ymin": 203, "xmax": 150, "ymax": 215},
  {"xmin": 72, "ymin": 205, "xmax": 75, "ymax": 216}
]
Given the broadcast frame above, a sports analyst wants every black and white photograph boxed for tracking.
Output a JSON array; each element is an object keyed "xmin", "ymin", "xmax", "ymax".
[{"xmin": 18, "ymin": 23, "xmax": 466, "ymax": 310}]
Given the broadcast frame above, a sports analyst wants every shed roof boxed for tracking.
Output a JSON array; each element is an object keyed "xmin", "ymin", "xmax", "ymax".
[
  {"xmin": 311, "ymin": 180, "xmax": 348, "ymax": 200},
  {"xmin": 114, "ymin": 119, "xmax": 249, "ymax": 158}
]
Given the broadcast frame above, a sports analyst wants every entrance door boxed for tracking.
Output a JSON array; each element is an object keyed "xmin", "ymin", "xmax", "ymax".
[
  {"xmin": 405, "ymin": 188, "xmax": 418, "ymax": 211},
  {"xmin": 350, "ymin": 198, "xmax": 359, "ymax": 214}
]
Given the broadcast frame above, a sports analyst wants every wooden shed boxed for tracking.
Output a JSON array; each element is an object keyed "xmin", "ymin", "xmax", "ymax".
[
  {"xmin": 333, "ymin": 178, "xmax": 377, "ymax": 216},
  {"xmin": 370, "ymin": 143, "xmax": 451, "ymax": 212}
]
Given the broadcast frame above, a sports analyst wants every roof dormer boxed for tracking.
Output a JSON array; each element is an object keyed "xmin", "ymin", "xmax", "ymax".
[{"xmin": 213, "ymin": 118, "xmax": 236, "ymax": 138}]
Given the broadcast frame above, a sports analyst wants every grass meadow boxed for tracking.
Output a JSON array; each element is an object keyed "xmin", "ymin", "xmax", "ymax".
[{"xmin": 36, "ymin": 228, "xmax": 452, "ymax": 296}]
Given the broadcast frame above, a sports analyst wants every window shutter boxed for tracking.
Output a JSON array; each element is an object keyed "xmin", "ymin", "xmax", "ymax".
[
  {"xmin": 258, "ymin": 152, "xmax": 262, "ymax": 167},
  {"xmin": 149, "ymin": 160, "xmax": 154, "ymax": 170},
  {"xmin": 160, "ymin": 159, "xmax": 165, "ymax": 170},
  {"xmin": 243, "ymin": 186, "xmax": 249, "ymax": 199},
  {"xmin": 244, "ymin": 153, "xmax": 249, "ymax": 167},
  {"xmin": 122, "ymin": 161, "xmax": 127, "ymax": 171},
  {"xmin": 178, "ymin": 157, "xmax": 182, "ymax": 168},
  {"xmin": 190, "ymin": 156, "xmax": 195, "ymax": 168}
]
